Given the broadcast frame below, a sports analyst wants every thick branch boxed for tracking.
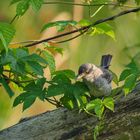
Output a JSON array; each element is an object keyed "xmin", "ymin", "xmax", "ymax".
[
  {"xmin": 0, "ymin": 88, "xmax": 140, "ymax": 140},
  {"xmin": 24, "ymin": 7, "xmax": 140, "ymax": 48}
]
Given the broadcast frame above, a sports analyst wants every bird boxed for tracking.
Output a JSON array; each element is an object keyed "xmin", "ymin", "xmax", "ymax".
[{"xmin": 77, "ymin": 54, "xmax": 113, "ymax": 97}]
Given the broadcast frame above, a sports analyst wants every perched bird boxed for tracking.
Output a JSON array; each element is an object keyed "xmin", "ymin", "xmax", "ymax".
[{"xmin": 77, "ymin": 54, "xmax": 113, "ymax": 97}]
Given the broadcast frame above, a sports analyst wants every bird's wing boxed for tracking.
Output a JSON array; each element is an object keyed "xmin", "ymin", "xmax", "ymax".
[{"xmin": 101, "ymin": 69, "xmax": 113, "ymax": 83}]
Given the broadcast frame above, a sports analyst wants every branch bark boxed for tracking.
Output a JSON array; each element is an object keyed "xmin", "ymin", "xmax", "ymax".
[{"xmin": 0, "ymin": 87, "xmax": 140, "ymax": 140}]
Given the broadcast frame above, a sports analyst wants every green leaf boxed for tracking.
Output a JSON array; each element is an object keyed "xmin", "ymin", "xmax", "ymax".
[
  {"xmin": 110, "ymin": 70, "xmax": 119, "ymax": 85},
  {"xmin": 73, "ymin": 82, "xmax": 89, "ymax": 96},
  {"xmin": 86, "ymin": 98, "xmax": 102, "ymax": 111},
  {"xmin": 123, "ymin": 74, "xmax": 137, "ymax": 95},
  {"xmin": 13, "ymin": 92, "xmax": 29, "ymax": 107},
  {"xmin": 0, "ymin": 78, "xmax": 14, "ymax": 98},
  {"xmin": 0, "ymin": 22, "xmax": 15, "ymax": 52},
  {"xmin": 119, "ymin": 69, "xmax": 132, "ymax": 81},
  {"xmin": 46, "ymin": 84, "xmax": 66, "ymax": 97},
  {"xmin": 13, "ymin": 78, "xmax": 46, "ymax": 110},
  {"xmin": 16, "ymin": 0, "xmax": 30, "ymax": 16},
  {"xmin": 103, "ymin": 97, "xmax": 114, "ymax": 111},
  {"xmin": 42, "ymin": 51, "xmax": 55, "ymax": 74},
  {"xmin": 30, "ymin": 0, "xmax": 44, "ymax": 11},
  {"xmin": 27, "ymin": 61, "xmax": 44, "ymax": 76},
  {"xmin": 22, "ymin": 53, "xmax": 48, "ymax": 64},
  {"xmin": 52, "ymin": 74, "xmax": 71, "ymax": 84},
  {"xmin": 23, "ymin": 95, "xmax": 36, "ymax": 111},
  {"xmin": 93, "ymin": 23, "xmax": 115, "ymax": 40},
  {"xmin": 74, "ymin": 92, "xmax": 84, "ymax": 108},
  {"xmin": 36, "ymin": 78, "xmax": 46, "ymax": 88},
  {"xmin": 60, "ymin": 96, "xmax": 74, "ymax": 110},
  {"xmin": 41, "ymin": 20, "xmax": 77, "ymax": 32},
  {"xmin": 53, "ymin": 70, "xmax": 76, "ymax": 79},
  {"xmin": 95, "ymin": 105, "xmax": 104, "ymax": 119},
  {"xmin": 24, "ymin": 78, "xmax": 46, "ymax": 91},
  {"xmin": 86, "ymin": 98, "xmax": 104, "ymax": 118},
  {"xmin": 78, "ymin": 19, "xmax": 91, "ymax": 26},
  {"xmin": 126, "ymin": 60, "xmax": 139, "ymax": 72}
]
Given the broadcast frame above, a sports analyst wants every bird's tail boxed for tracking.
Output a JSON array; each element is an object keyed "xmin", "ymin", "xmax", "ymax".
[{"xmin": 100, "ymin": 54, "xmax": 112, "ymax": 69}]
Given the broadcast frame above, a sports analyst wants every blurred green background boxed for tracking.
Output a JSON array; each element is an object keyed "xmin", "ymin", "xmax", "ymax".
[{"xmin": 0, "ymin": 0, "xmax": 140, "ymax": 130}]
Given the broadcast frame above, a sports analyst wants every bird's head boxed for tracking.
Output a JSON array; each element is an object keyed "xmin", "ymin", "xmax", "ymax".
[{"xmin": 77, "ymin": 63, "xmax": 96, "ymax": 80}]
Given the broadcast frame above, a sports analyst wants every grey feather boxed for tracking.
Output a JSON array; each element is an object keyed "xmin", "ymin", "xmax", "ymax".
[
  {"xmin": 77, "ymin": 55, "xmax": 113, "ymax": 97},
  {"xmin": 101, "ymin": 54, "xmax": 112, "ymax": 69}
]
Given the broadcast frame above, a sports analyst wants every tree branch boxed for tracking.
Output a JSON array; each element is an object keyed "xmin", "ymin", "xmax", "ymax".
[
  {"xmin": 23, "ymin": 7, "xmax": 140, "ymax": 48},
  {"xmin": 43, "ymin": 1, "xmax": 136, "ymax": 8},
  {"xmin": 0, "ymin": 90, "xmax": 140, "ymax": 140}
]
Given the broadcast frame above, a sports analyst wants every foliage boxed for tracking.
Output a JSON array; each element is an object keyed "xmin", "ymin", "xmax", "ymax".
[{"xmin": 0, "ymin": 0, "xmax": 140, "ymax": 139}]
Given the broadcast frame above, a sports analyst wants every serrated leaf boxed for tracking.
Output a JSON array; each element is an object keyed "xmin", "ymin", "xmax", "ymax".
[
  {"xmin": 16, "ymin": 0, "xmax": 30, "ymax": 16},
  {"xmin": 86, "ymin": 98, "xmax": 102, "ymax": 111},
  {"xmin": 13, "ymin": 92, "xmax": 29, "ymax": 107},
  {"xmin": 27, "ymin": 61, "xmax": 44, "ymax": 76},
  {"xmin": 60, "ymin": 96, "xmax": 74, "ymax": 110},
  {"xmin": 53, "ymin": 70, "xmax": 76, "ymax": 79},
  {"xmin": 46, "ymin": 84, "xmax": 65, "ymax": 97},
  {"xmin": 93, "ymin": 23, "xmax": 115, "ymax": 40},
  {"xmin": 52, "ymin": 74, "xmax": 71, "ymax": 84},
  {"xmin": 41, "ymin": 20, "xmax": 77, "ymax": 32},
  {"xmin": 24, "ymin": 78, "xmax": 45, "ymax": 92},
  {"xmin": 30, "ymin": 0, "xmax": 44, "ymax": 11},
  {"xmin": 15, "ymin": 60, "xmax": 26, "ymax": 74},
  {"xmin": 42, "ymin": 51, "xmax": 55, "ymax": 74},
  {"xmin": 0, "ymin": 78, "xmax": 14, "ymax": 98},
  {"xmin": 0, "ymin": 22, "xmax": 15, "ymax": 52},
  {"xmin": 73, "ymin": 82, "xmax": 89, "ymax": 96},
  {"xmin": 36, "ymin": 78, "xmax": 46, "ymax": 88},
  {"xmin": 23, "ymin": 95, "xmax": 36, "ymax": 111},
  {"xmin": 95, "ymin": 105, "xmax": 104, "ymax": 119},
  {"xmin": 103, "ymin": 97, "xmax": 114, "ymax": 111},
  {"xmin": 123, "ymin": 74, "xmax": 137, "ymax": 95},
  {"xmin": 126, "ymin": 60, "xmax": 139, "ymax": 72},
  {"xmin": 119, "ymin": 69, "xmax": 132, "ymax": 81},
  {"xmin": 22, "ymin": 53, "xmax": 48, "ymax": 64}
]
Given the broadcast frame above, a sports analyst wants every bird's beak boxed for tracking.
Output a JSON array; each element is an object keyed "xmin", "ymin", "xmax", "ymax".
[{"xmin": 76, "ymin": 73, "xmax": 86, "ymax": 80}]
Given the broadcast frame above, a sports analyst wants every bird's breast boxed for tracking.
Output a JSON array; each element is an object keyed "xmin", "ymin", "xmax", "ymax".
[{"xmin": 83, "ymin": 69, "xmax": 111, "ymax": 96}]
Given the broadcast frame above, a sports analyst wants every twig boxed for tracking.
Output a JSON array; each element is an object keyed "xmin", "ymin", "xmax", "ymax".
[
  {"xmin": 43, "ymin": 1, "xmax": 136, "ymax": 8},
  {"xmin": 23, "ymin": 7, "xmax": 140, "ymax": 48},
  {"xmin": 45, "ymin": 98, "xmax": 59, "ymax": 106},
  {"xmin": 10, "ymin": 15, "xmax": 18, "ymax": 24},
  {"xmin": 56, "ymin": 29, "xmax": 88, "ymax": 44}
]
